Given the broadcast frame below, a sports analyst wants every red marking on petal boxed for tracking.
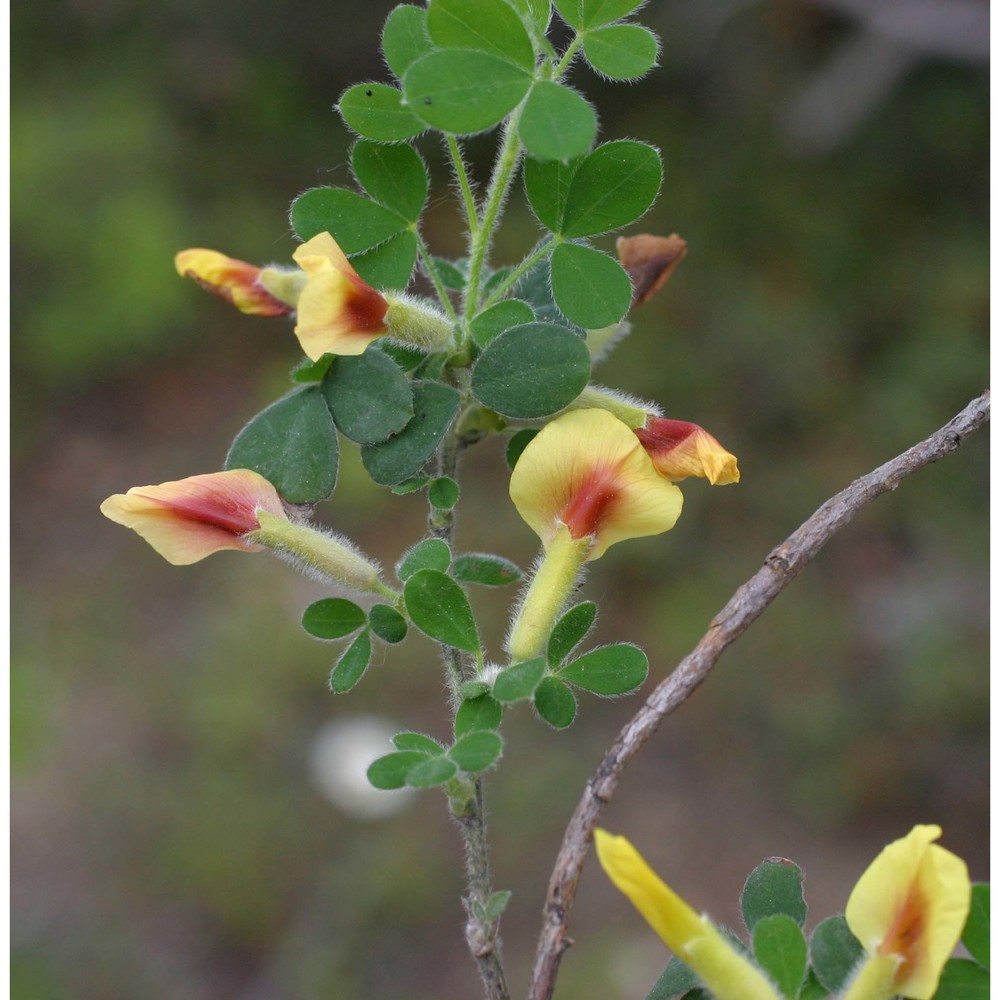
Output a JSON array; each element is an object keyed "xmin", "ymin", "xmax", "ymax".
[
  {"xmin": 881, "ymin": 882, "xmax": 929, "ymax": 983},
  {"xmin": 138, "ymin": 489, "xmax": 261, "ymax": 536},
  {"xmin": 343, "ymin": 274, "xmax": 389, "ymax": 333},
  {"xmin": 562, "ymin": 466, "xmax": 622, "ymax": 540},
  {"xmin": 635, "ymin": 418, "xmax": 698, "ymax": 455}
]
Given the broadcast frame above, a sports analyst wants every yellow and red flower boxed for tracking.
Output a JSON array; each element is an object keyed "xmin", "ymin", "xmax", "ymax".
[
  {"xmin": 635, "ymin": 417, "xmax": 740, "ymax": 485},
  {"xmin": 100, "ymin": 469, "xmax": 287, "ymax": 565},
  {"xmin": 174, "ymin": 249, "xmax": 293, "ymax": 317},
  {"xmin": 290, "ymin": 232, "xmax": 390, "ymax": 360},
  {"xmin": 843, "ymin": 825, "xmax": 971, "ymax": 1000}
]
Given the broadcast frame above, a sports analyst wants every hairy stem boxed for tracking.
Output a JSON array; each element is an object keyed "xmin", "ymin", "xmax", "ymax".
[
  {"xmin": 416, "ymin": 234, "xmax": 459, "ymax": 323},
  {"xmin": 481, "ymin": 237, "xmax": 558, "ymax": 310},
  {"xmin": 447, "ymin": 134, "xmax": 480, "ymax": 241},
  {"xmin": 527, "ymin": 390, "xmax": 990, "ymax": 1000}
]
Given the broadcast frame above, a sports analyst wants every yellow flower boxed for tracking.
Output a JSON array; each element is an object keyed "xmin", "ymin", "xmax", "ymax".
[
  {"xmin": 635, "ymin": 417, "xmax": 740, "ymax": 485},
  {"xmin": 505, "ymin": 409, "xmax": 683, "ymax": 660},
  {"xmin": 843, "ymin": 825, "xmax": 971, "ymax": 1000},
  {"xmin": 174, "ymin": 249, "xmax": 294, "ymax": 317},
  {"xmin": 100, "ymin": 469, "xmax": 287, "ymax": 565},
  {"xmin": 510, "ymin": 409, "xmax": 683, "ymax": 562},
  {"xmin": 594, "ymin": 829, "xmax": 781, "ymax": 1000},
  {"xmin": 291, "ymin": 232, "xmax": 390, "ymax": 360}
]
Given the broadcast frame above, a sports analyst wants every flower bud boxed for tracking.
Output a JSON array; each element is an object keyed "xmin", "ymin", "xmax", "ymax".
[
  {"xmin": 174, "ymin": 249, "xmax": 294, "ymax": 316},
  {"xmin": 635, "ymin": 418, "xmax": 740, "ymax": 485}
]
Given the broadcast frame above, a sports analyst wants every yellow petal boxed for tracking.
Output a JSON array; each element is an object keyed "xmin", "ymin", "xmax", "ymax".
[
  {"xmin": 174, "ymin": 248, "xmax": 291, "ymax": 316},
  {"xmin": 635, "ymin": 418, "xmax": 740, "ymax": 485},
  {"xmin": 509, "ymin": 410, "xmax": 683, "ymax": 560},
  {"xmin": 292, "ymin": 233, "xmax": 388, "ymax": 359},
  {"xmin": 846, "ymin": 825, "xmax": 971, "ymax": 999},
  {"xmin": 100, "ymin": 470, "xmax": 286, "ymax": 565}
]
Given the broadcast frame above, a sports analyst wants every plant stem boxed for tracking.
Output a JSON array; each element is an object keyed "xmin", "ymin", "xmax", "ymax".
[
  {"xmin": 553, "ymin": 33, "xmax": 584, "ymax": 80},
  {"xmin": 447, "ymin": 134, "xmax": 480, "ymax": 240},
  {"xmin": 416, "ymin": 233, "xmax": 459, "ymax": 323},
  {"xmin": 480, "ymin": 237, "xmax": 558, "ymax": 309},
  {"xmin": 463, "ymin": 107, "xmax": 526, "ymax": 324}
]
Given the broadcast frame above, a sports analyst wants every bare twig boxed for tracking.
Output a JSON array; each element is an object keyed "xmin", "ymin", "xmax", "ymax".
[{"xmin": 528, "ymin": 391, "xmax": 990, "ymax": 1000}]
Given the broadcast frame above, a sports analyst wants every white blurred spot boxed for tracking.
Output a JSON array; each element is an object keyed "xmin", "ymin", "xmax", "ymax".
[{"xmin": 309, "ymin": 715, "xmax": 416, "ymax": 820}]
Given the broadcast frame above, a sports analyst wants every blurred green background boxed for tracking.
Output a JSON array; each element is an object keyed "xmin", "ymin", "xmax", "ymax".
[{"xmin": 11, "ymin": 1, "xmax": 988, "ymax": 998}]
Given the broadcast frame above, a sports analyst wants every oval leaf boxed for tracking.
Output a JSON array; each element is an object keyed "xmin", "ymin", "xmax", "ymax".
[
  {"xmin": 583, "ymin": 24, "xmax": 659, "ymax": 80},
  {"xmin": 403, "ymin": 569, "xmax": 480, "ymax": 653},
  {"xmin": 469, "ymin": 299, "xmax": 537, "ymax": 348},
  {"xmin": 524, "ymin": 155, "xmax": 582, "ymax": 232},
  {"xmin": 397, "ymin": 537, "xmax": 452, "ymax": 580},
  {"xmin": 361, "ymin": 380, "xmax": 460, "ymax": 485},
  {"xmin": 471, "ymin": 321, "xmax": 591, "ymax": 418},
  {"xmin": 547, "ymin": 601, "xmax": 598, "ymax": 666},
  {"xmin": 493, "ymin": 657, "xmax": 547, "ymax": 703},
  {"xmin": 382, "ymin": 4, "xmax": 435, "ymax": 79},
  {"xmin": 352, "ymin": 140, "xmax": 429, "ymax": 221},
  {"xmin": 550, "ymin": 242, "xmax": 632, "ymax": 328},
  {"xmin": 505, "ymin": 428, "xmax": 539, "ymax": 469},
  {"xmin": 406, "ymin": 755, "xmax": 458, "ymax": 787},
  {"xmin": 328, "ymin": 629, "xmax": 373, "ymax": 693},
  {"xmin": 555, "ymin": 0, "xmax": 644, "ymax": 29},
  {"xmin": 427, "ymin": 0, "xmax": 534, "ymax": 70},
  {"xmin": 348, "ymin": 230, "xmax": 418, "ymax": 291},
  {"xmin": 392, "ymin": 732, "xmax": 444, "ymax": 754},
  {"xmin": 558, "ymin": 643, "xmax": 648, "ymax": 695},
  {"xmin": 962, "ymin": 883, "xmax": 989, "ymax": 969},
  {"xmin": 302, "ymin": 598, "xmax": 367, "ymax": 639},
  {"xmin": 369, "ymin": 604, "xmax": 408, "ymax": 643},
  {"xmin": 403, "ymin": 49, "xmax": 531, "ymax": 134},
  {"xmin": 933, "ymin": 958, "xmax": 990, "ymax": 999},
  {"xmin": 533, "ymin": 676, "xmax": 577, "ymax": 729},
  {"xmin": 646, "ymin": 955, "xmax": 699, "ymax": 1000},
  {"xmin": 290, "ymin": 187, "xmax": 407, "ymax": 250},
  {"xmin": 561, "ymin": 140, "xmax": 662, "ymax": 238},
  {"xmin": 519, "ymin": 82, "xmax": 596, "ymax": 162},
  {"xmin": 448, "ymin": 731, "xmax": 503, "ymax": 772},
  {"xmin": 428, "ymin": 476, "xmax": 460, "ymax": 510},
  {"xmin": 808, "ymin": 916, "xmax": 864, "ymax": 993},
  {"xmin": 752, "ymin": 914, "xmax": 807, "ymax": 998},
  {"xmin": 451, "ymin": 553, "xmax": 522, "ymax": 587},
  {"xmin": 741, "ymin": 859, "xmax": 807, "ymax": 932},
  {"xmin": 338, "ymin": 82, "xmax": 426, "ymax": 142},
  {"xmin": 455, "ymin": 694, "xmax": 503, "ymax": 737},
  {"xmin": 367, "ymin": 750, "xmax": 428, "ymax": 789},
  {"xmin": 225, "ymin": 386, "xmax": 339, "ymax": 505},
  {"xmin": 322, "ymin": 347, "xmax": 414, "ymax": 445}
]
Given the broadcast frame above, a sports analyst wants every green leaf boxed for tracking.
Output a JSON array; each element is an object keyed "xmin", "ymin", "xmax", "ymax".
[
  {"xmin": 455, "ymin": 694, "xmax": 503, "ymax": 736},
  {"xmin": 509, "ymin": 0, "xmax": 552, "ymax": 32},
  {"xmin": 483, "ymin": 890, "xmax": 512, "ymax": 922},
  {"xmin": 963, "ymin": 883, "xmax": 989, "ymax": 969},
  {"xmin": 428, "ymin": 476, "xmax": 460, "ymax": 510},
  {"xmin": 533, "ymin": 676, "xmax": 577, "ymax": 728},
  {"xmin": 380, "ymin": 341, "xmax": 427, "ymax": 372},
  {"xmin": 338, "ymin": 82, "xmax": 426, "ymax": 142},
  {"xmin": 369, "ymin": 604, "xmax": 408, "ymax": 643},
  {"xmin": 367, "ymin": 750, "xmax": 428, "ymax": 789},
  {"xmin": 448, "ymin": 731, "xmax": 503, "ymax": 772},
  {"xmin": 547, "ymin": 601, "xmax": 598, "ymax": 665},
  {"xmin": 752, "ymin": 914, "xmax": 807, "ymax": 998},
  {"xmin": 554, "ymin": 0, "xmax": 645, "ymax": 29},
  {"xmin": 519, "ymin": 82, "xmax": 596, "ymax": 161},
  {"xmin": 291, "ymin": 353, "xmax": 337, "ymax": 384},
  {"xmin": 451, "ymin": 553, "xmax": 522, "ymax": 586},
  {"xmin": 932, "ymin": 958, "xmax": 990, "ymax": 999},
  {"xmin": 403, "ymin": 569, "xmax": 480, "ymax": 653},
  {"xmin": 646, "ymin": 956, "xmax": 698, "ymax": 1000},
  {"xmin": 302, "ymin": 598, "xmax": 367, "ymax": 639},
  {"xmin": 583, "ymin": 24, "xmax": 659, "ymax": 80},
  {"xmin": 406, "ymin": 755, "xmax": 458, "ymax": 787},
  {"xmin": 506, "ymin": 428, "xmax": 539, "ymax": 468},
  {"xmin": 493, "ymin": 657, "xmax": 547, "ymax": 702},
  {"xmin": 561, "ymin": 140, "xmax": 662, "ymax": 238},
  {"xmin": 550, "ymin": 242, "xmax": 632, "ymax": 328},
  {"xmin": 795, "ymin": 970, "xmax": 827, "ymax": 1000},
  {"xmin": 513, "ymin": 255, "xmax": 582, "ymax": 330},
  {"xmin": 391, "ymin": 474, "xmax": 431, "ymax": 494},
  {"xmin": 471, "ymin": 321, "xmax": 591, "ymax": 418},
  {"xmin": 524, "ymin": 156, "xmax": 581, "ymax": 232},
  {"xmin": 361, "ymin": 380, "xmax": 461, "ymax": 485},
  {"xmin": 225, "ymin": 386, "xmax": 339, "ymax": 504},
  {"xmin": 352, "ymin": 140, "xmax": 429, "ymax": 222},
  {"xmin": 559, "ymin": 643, "xmax": 648, "ymax": 695},
  {"xmin": 403, "ymin": 49, "xmax": 532, "ymax": 134},
  {"xmin": 349, "ymin": 230, "xmax": 418, "ymax": 290},
  {"xmin": 741, "ymin": 860, "xmax": 808, "ymax": 933},
  {"xmin": 322, "ymin": 347, "xmax": 414, "ymax": 445},
  {"xmin": 809, "ymin": 916, "xmax": 863, "ymax": 993},
  {"xmin": 427, "ymin": 0, "xmax": 535, "ymax": 70},
  {"xmin": 328, "ymin": 629, "xmax": 373, "ymax": 693},
  {"xmin": 290, "ymin": 187, "xmax": 407, "ymax": 250},
  {"xmin": 382, "ymin": 4, "xmax": 435, "ymax": 79},
  {"xmin": 392, "ymin": 732, "xmax": 444, "ymax": 754},
  {"xmin": 433, "ymin": 257, "xmax": 467, "ymax": 290},
  {"xmin": 469, "ymin": 299, "xmax": 537, "ymax": 348},
  {"xmin": 397, "ymin": 538, "xmax": 452, "ymax": 580}
]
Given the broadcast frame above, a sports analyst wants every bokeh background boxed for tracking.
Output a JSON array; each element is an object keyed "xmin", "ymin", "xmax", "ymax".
[{"xmin": 11, "ymin": 1, "xmax": 988, "ymax": 998}]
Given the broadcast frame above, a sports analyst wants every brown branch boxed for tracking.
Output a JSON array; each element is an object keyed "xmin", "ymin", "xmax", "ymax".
[{"xmin": 527, "ymin": 390, "xmax": 990, "ymax": 1000}]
